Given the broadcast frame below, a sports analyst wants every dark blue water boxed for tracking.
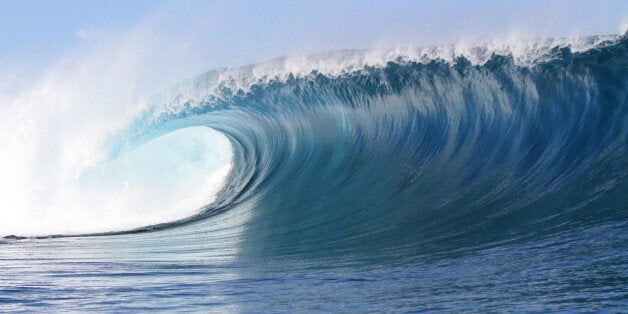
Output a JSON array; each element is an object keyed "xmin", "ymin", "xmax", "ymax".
[{"xmin": 1, "ymin": 35, "xmax": 626, "ymax": 312}]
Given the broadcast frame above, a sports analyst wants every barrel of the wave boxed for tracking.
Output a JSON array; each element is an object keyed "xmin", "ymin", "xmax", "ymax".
[{"xmin": 0, "ymin": 126, "xmax": 234, "ymax": 237}]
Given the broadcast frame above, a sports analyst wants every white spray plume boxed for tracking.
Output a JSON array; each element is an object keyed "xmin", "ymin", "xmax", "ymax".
[{"xmin": 0, "ymin": 4, "xmax": 232, "ymax": 236}]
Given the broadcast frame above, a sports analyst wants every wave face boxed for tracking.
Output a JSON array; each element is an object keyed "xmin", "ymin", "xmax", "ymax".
[
  {"xmin": 134, "ymin": 34, "xmax": 626, "ymax": 257},
  {"xmin": 1, "ymin": 35, "xmax": 626, "ymax": 311}
]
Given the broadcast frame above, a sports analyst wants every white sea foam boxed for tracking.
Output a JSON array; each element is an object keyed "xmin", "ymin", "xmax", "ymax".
[
  {"xmin": 156, "ymin": 34, "xmax": 621, "ymax": 116},
  {"xmin": 0, "ymin": 12, "xmax": 234, "ymax": 237},
  {"xmin": 0, "ymin": 126, "xmax": 232, "ymax": 236}
]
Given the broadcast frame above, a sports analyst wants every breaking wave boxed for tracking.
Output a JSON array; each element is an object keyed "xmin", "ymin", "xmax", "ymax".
[{"xmin": 1, "ymin": 34, "xmax": 626, "ymax": 260}]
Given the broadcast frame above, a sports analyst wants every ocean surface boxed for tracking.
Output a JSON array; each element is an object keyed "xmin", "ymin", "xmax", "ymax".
[{"xmin": 1, "ymin": 34, "xmax": 626, "ymax": 312}]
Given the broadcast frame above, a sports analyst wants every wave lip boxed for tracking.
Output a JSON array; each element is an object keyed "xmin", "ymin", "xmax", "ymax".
[{"xmin": 150, "ymin": 34, "xmax": 623, "ymax": 117}]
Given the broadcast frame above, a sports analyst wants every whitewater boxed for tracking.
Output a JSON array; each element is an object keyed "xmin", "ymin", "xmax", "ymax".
[{"xmin": 0, "ymin": 33, "xmax": 626, "ymax": 311}]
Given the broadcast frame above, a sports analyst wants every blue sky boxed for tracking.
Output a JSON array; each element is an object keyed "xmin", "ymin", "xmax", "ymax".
[
  {"xmin": 0, "ymin": 1, "xmax": 168, "ymax": 63},
  {"xmin": 0, "ymin": 0, "xmax": 626, "ymax": 72}
]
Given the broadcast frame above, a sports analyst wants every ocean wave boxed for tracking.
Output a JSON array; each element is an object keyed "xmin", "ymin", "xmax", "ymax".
[{"xmin": 2, "ymin": 34, "xmax": 626, "ymax": 253}]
